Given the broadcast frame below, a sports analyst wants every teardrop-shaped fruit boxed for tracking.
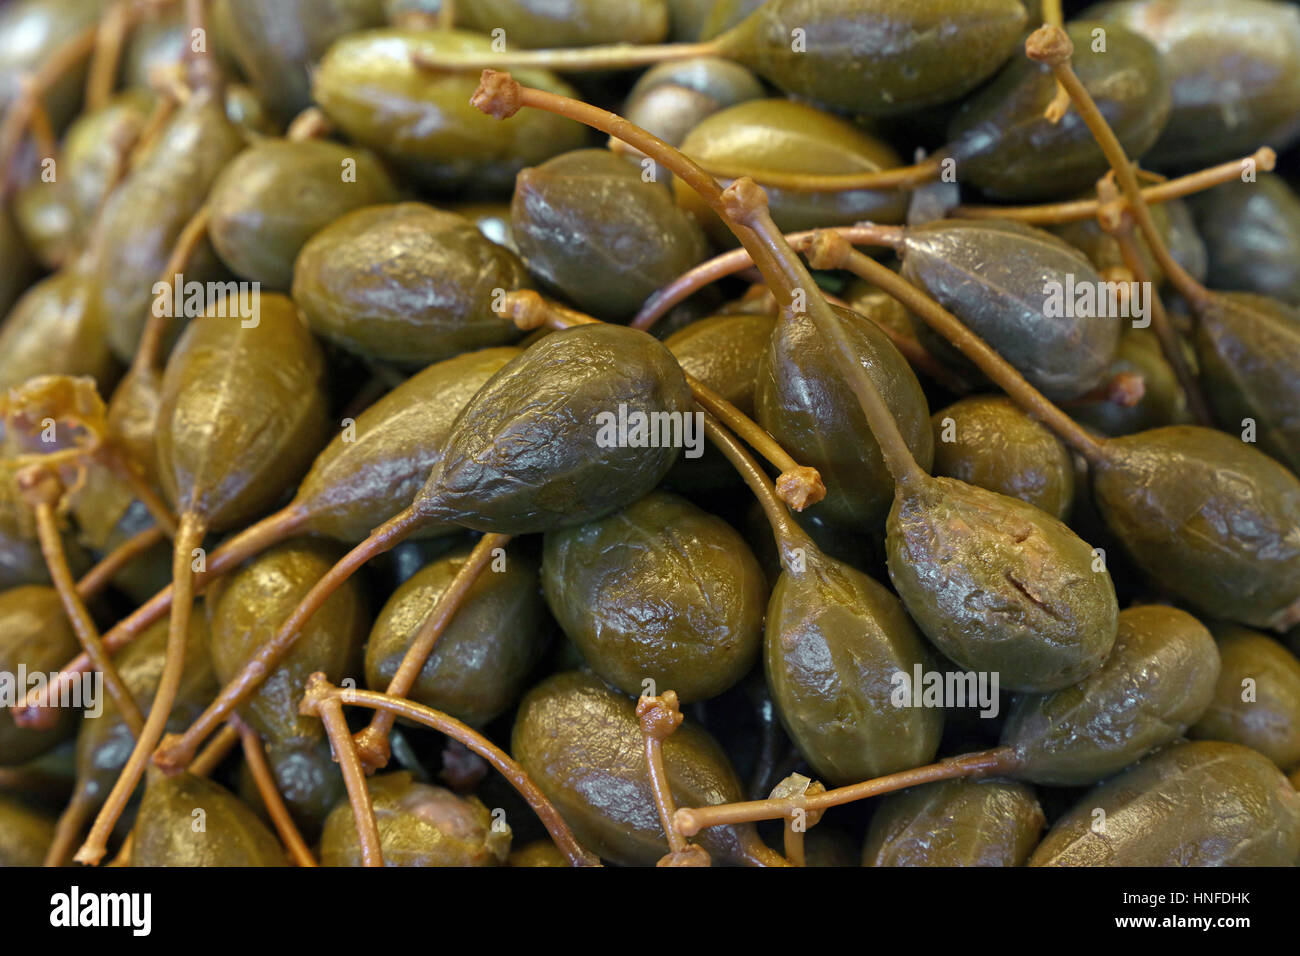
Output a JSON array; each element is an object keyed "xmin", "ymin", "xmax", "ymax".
[
  {"xmin": 1067, "ymin": 328, "xmax": 1192, "ymax": 436},
  {"xmin": 294, "ymin": 347, "xmax": 521, "ymax": 542},
  {"xmin": 1189, "ymin": 174, "xmax": 1300, "ymax": 306},
  {"xmin": 413, "ymin": 323, "xmax": 694, "ymax": 533},
  {"xmin": 207, "ymin": 541, "xmax": 368, "ymax": 745},
  {"xmin": 366, "ymin": 541, "xmax": 547, "ymax": 726},
  {"xmin": 1002, "ymin": 604, "xmax": 1220, "ymax": 784},
  {"xmin": 899, "ymin": 219, "xmax": 1121, "ymax": 401},
  {"xmin": 131, "ymin": 768, "xmax": 288, "ymax": 866},
  {"xmin": 766, "ymin": 550, "xmax": 943, "ymax": 785},
  {"xmin": 156, "ymin": 293, "xmax": 329, "ymax": 530},
  {"xmin": 675, "ymin": 99, "xmax": 908, "ymax": 243},
  {"xmin": 512, "ymin": 149, "xmax": 709, "ymax": 322},
  {"xmin": 292, "ymin": 203, "xmax": 529, "ymax": 366},
  {"xmin": 312, "ymin": 29, "xmax": 587, "ymax": 194},
  {"xmin": 948, "ymin": 21, "xmax": 1170, "ymax": 201},
  {"xmin": 1091, "ymin": 426, "xmax": 1300, "ymax": 631},
  {"xmin": 1029, "ymin": 740, "xmax": 1300, "ymax": 866},
  {"xmin": 861, "ymin": 778, "xmax": 1045, "ymax": 866},
  {"xmin": 755, "ymin": 305, "xmax": 933, "ymax": 531},
  {"xmin": 319, "ymin": 772, "xmax": 511, "ymax": 866},
  {"xmin": 543, "ymin": 491, "xmax": 766, "ymax": 703},
  {"xmin": 717, "ymin": 0, "xmax": 1027, "ymax": 116},
  {"xmin": 0, "ymin": 586, "xmax": 80, "ymax": 766},
  {"xmin": 0, "ymin": 265, "xmax": 117, "ymax": 391},
  {"xmin": 888, "ymin": 475, "xmax": 1119, "ymax": 692},
  {"xmin": 1190, "ymin": 623, "xmax": 1300, "ymax": 770},
  {"xmin": 932, "ymin": 396, "xmax": 1075, "ymax": 520},
  {"xmin": 512, "ymin": 670, "xmax": 773, "ymax": 865},
  {"xmin": 208, "ymin": 139, "xmax": 400, "ymax": 289}
]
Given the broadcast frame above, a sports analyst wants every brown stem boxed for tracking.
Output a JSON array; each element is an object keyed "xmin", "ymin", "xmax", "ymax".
[
  {"xmin": 183, "ymin": 0, "xmax": 221, "ymax": 95},
  {"xmin": 503, "ymin": 289, "xmax": 826, "ymax": 510},
  {"xmin": 235, "ymin": 718, "xmax": 318, "ymax": 867},
  {"xmin": 300, "ymin": 675, "xmax": 383, "ymax": 867},
  {"xmin": 412, "ymin": 40, "xmax": 717, "ymax": 74},
  {"xmin": 698, "ymin": 156, "xmax": 944, "ymax": 193},
  {"xmin": 74, "ymin": 525, "xmax": 167, "ymax": 600},
  {"xmin": 14, "ymin": 503, "xmax": 308, "ymax": 726},
  {"xmin": 74, "ymin": 513, "xmax": 207, "ymax": 866},
  {"xmin": 95, "ymin": 444, "xmax": 178, "ymax": 537},
  {"xmin": 321, "ymin": 678, "xmax": 600, "ymax": 867},
  {"xmin": 85, "ymin": 1, "xmax": 132, "ymax": 111},
  {"xmin": 674, "ymin": 747, "xmax": 1019, "ymax": 835},
  {"xmin": 21, "ymin": 468, "xmax": 145, "ymax": 738},
  {"xmin": 133, "ymin": 202, "xmax": 212, "ymax": 377},
  {"xmin": 1026, "ymin": 26, "xmax": 1215, "ymax": 310},
  {"xmin": 43, "ymin": 792, "xmax": 95, "ymax": 868},
  {"xmin": 809, "ymin": 230, "xmax": 1110, "ymax": 464},
  {"xmin": 783, "ymin": 820, "xmax": 806, "ymax": 866},
  {"xmin": 950, "ymin": 149, "xmax": 1276, "ymax": 225},
  {"xmin": 635, "ymin": 692, "xmax": 694, "ymax": 858},
  {"xmin": 630, "ymin": 224, "xmax": 903, "ymax": 331},
  {"xmin": 1095, "ymin": 178, "xmax": 1214, "ymax": 426},
  {"xmin": 126, "ymin": 88, "xmax": 180, "ymax": 171},
  {"xmin": 152, "ymin": 507, "xmax": 423, "ymax": 772},
  {"xmin": 285, "ymin": 107, "xmax": 332, "ymax": 141},
  {"xmin": 353, "ymin": 532, "xmax": 511, "ymax": 773},
  {"xmin": 27, "ymin": 96, "xmax": 58, "ymax": 166}
]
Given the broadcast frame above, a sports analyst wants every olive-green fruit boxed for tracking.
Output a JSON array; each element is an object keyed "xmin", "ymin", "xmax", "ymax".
[
  {"xmin": 1190, "ymin": 174, "xmax": 1300, "ymax": 306},
  {"xmin": 676, "ymin": 100, "xmax": 909, "ymax": 244},
  {"xmin": 208, "ymin": 140, "xmax": 400, "ymax": 289},
  {"xmin": 628, "ymin": 57, "xmax": 765, "ymax": 140},
  {"xmin": 131, "ymin": 769, "xmax": 288, "ymax": 866},
  {"xmin": 665, "ymin": 0, "xmax": 717, "ymax": 41},
  {"xmin": 1030, "ymin": 740, "xmax": 1300, "ymax": 866},
  {"xmin": 1091, "ymin": 426, "xmax": 1300, "ymax": 631},
  {"xmin": 13, "ymin": 89, "xmax": 155, "ymax": 268},
  {"xmin": 366, "ymin": 542, "xmax": 547, "ymax": 726},
  {"xmin": 1051, "ymin": 196, "xmax": 1207, "ymax": 289},
  {"xmin": 73, "ymin": 611, "xmax": 215, "ymax": 808},
  {"xmin": 888, "ymin": 476, "xmax": 1119, "ymax": 692},
  {"xmin": 1090, "ymin": 0, "xmax": 1300, "ymax": 167},
  {"xmin": 766, "ymin": 550, "xmax": 943, "ymax": 785},
  {"xmin": 221, "ymin": 0, "xmax": 388, "ymax": 121},
  {"xmin": 512, "ymin": 149, "xmax": 708, "ymax": 322},
  {"xmin": 862, "ymin": 778, "xmax": 1045, "ymax": 866},
  {"xmin": 948, "ymin": 22, "xmax": 1170, "ymax": 201},
  {"xmin": 509, "ymin": 839, "xmax": 568, "ymax": 866},
  {"xmin": 756, "ymin": 306, "xmax": 933, "ymax": 532},
  {"xmin": 293, "ymin": 347, "xmax": 521, "ymax": 543},
  {"xmin": 458, "ymin": 0, "xmax": 668, "ymax": 47},
  {"xmin": 841, "ymin": 275, "xmax": 915, "ymax": 342},
  {"xmin": 666, "ymin": 313, "xmax": 773, "ymax": 418},
  {"xmin": 413, "ymin": 323, "xmax": 694, "ymax": 534},
  {"xmin": 0, "ymin": 0, "xmax": 105, "ymax": 130},
  {"xmin": 237, "ymin": 735, "xmax": 345, "ymax": 839},
  {"xmin": 543, "ymin": 491, "xmax": 767, "ymax": 703},
  {"xmin": 156, "ymin": 294, "xmax": 329, "ymax": 530},
  {"xmin": 899, "ymin": 220, "xmax": 1121, "ymax": 401},
  {"xmin": 0, "ymin": 586, "xmax": 80, "ymax": 766},
  {"xmin": 293, "ymin": 203, "xmax": 528, "ymax": 366},
  {"xmin": 86, "ymin": 92, "xmax": 246, "ymax": 362},
  {"xmin": 1190, "ymin": 624, "xmax": 1300, "ymax": 771},
  {"xmin": 1193, "ymin": 292, "xmax": 1300, "ymax": 473},
  {"xmin": 0, "ymin": 795, "xmax": 56, "ymax": 866},
  {"xmin": 932, "ymin": 396, "xmax": 1075, "ymax": 520},
  {"xmin": 512, "ymin": 670, "xmax": 775, "ymax": 865},
  {"xmin": 313, "ymin": 29, "xmax": 587, "ymax": 194},
  {"xmin": 1068, "ymin": 328, "xmax": 1193, "ymax": 437},
  {"xmin": 716, "ymin": 0, "xmax": 1027, "ymax": 116},
  {"xmin": 207, "ymin": 541, "xmax": 368, "ymax": 745},
  {"xmin": 699, "ymin": 0, "xmax": 764, "ymax": 40},
  {"xmin": 118, "ymin": 4, "xmax": 188, "ymax": 90},
  {"xmin": 0, "ymin": 202, "xmax": 38, "ymax": 319},
  {"xmin": 320, "ymin": 772, "xmax": 510, "ymax": 866},
  {"xmin": 0, "ymin": 266, "xmax": 117, "ymax": 391},
  {"xmin": 802, "ymin": 827, "xmax": 858, "ymax": 867},
  {"xmin": 1003, "ymin": 605, "xmax": 1220, "ymax": 785},
  {"xmin": 103, "ymin": 364, "xmax": 164, "ymax": 493},
  {"xmin": 64, "ymin": 460, "xmax": 169, "ymax": 604}
]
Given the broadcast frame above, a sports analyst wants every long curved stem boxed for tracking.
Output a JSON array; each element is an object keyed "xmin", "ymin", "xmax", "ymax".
[
  {"xmin": 300, "ymin": 678, "xmax": 382, "ymax": 867},
  {"xmin": 75, "ymin": 524, "xmax": 167, "ymax": 600},
  {"xmin": 152, "ymin": 506, "xmax": 423, "ymax": 772},
  {"xmin": 74, "ymin": 513, "xmax": 206, "ymax": 865},
  {"xmin": 352, "ymin": 531, "xmax": 511, "ymax": 773},
  {"xmin": 94, "ymin": 443, "xmax": 177, "ymax": 537},
  {"xmin": 697, "ymin": 155, "xmax": 943, "ymax": 193},
  {"xmin": 674, "ymin": 747, "xmax": 1019, "ymax": 835},
  {"xmin": 235, "ymin": 719, "xmax": 318, "ymax": 867},
  {"xmin": 134, "ymin": 203, "xmax": 212, "ymax": 376},
  {"xmin": 950, "ymin": 149, "xmax": 1275, "ymax": 225},
  {"xmin": 44, "ymin": 792, "xmax": 95, "ymax": 868},
  {"xmin": 85, "ymin": 1, "xmax": 132, "ymax": 111},
  {"xmin": 318, "ymin": 678, "xmax": 600, "ymax": 867},
  {"xmin": 412, "ymin": 40, "xmax": 717, "ymax": 74},
  {"xmin": 807, "ymin": 231, "xmax": 1110, "ymax": 465},
  {"xmin": 503, "ymin": 290, "xmax": 825, "ymax": 510}
]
